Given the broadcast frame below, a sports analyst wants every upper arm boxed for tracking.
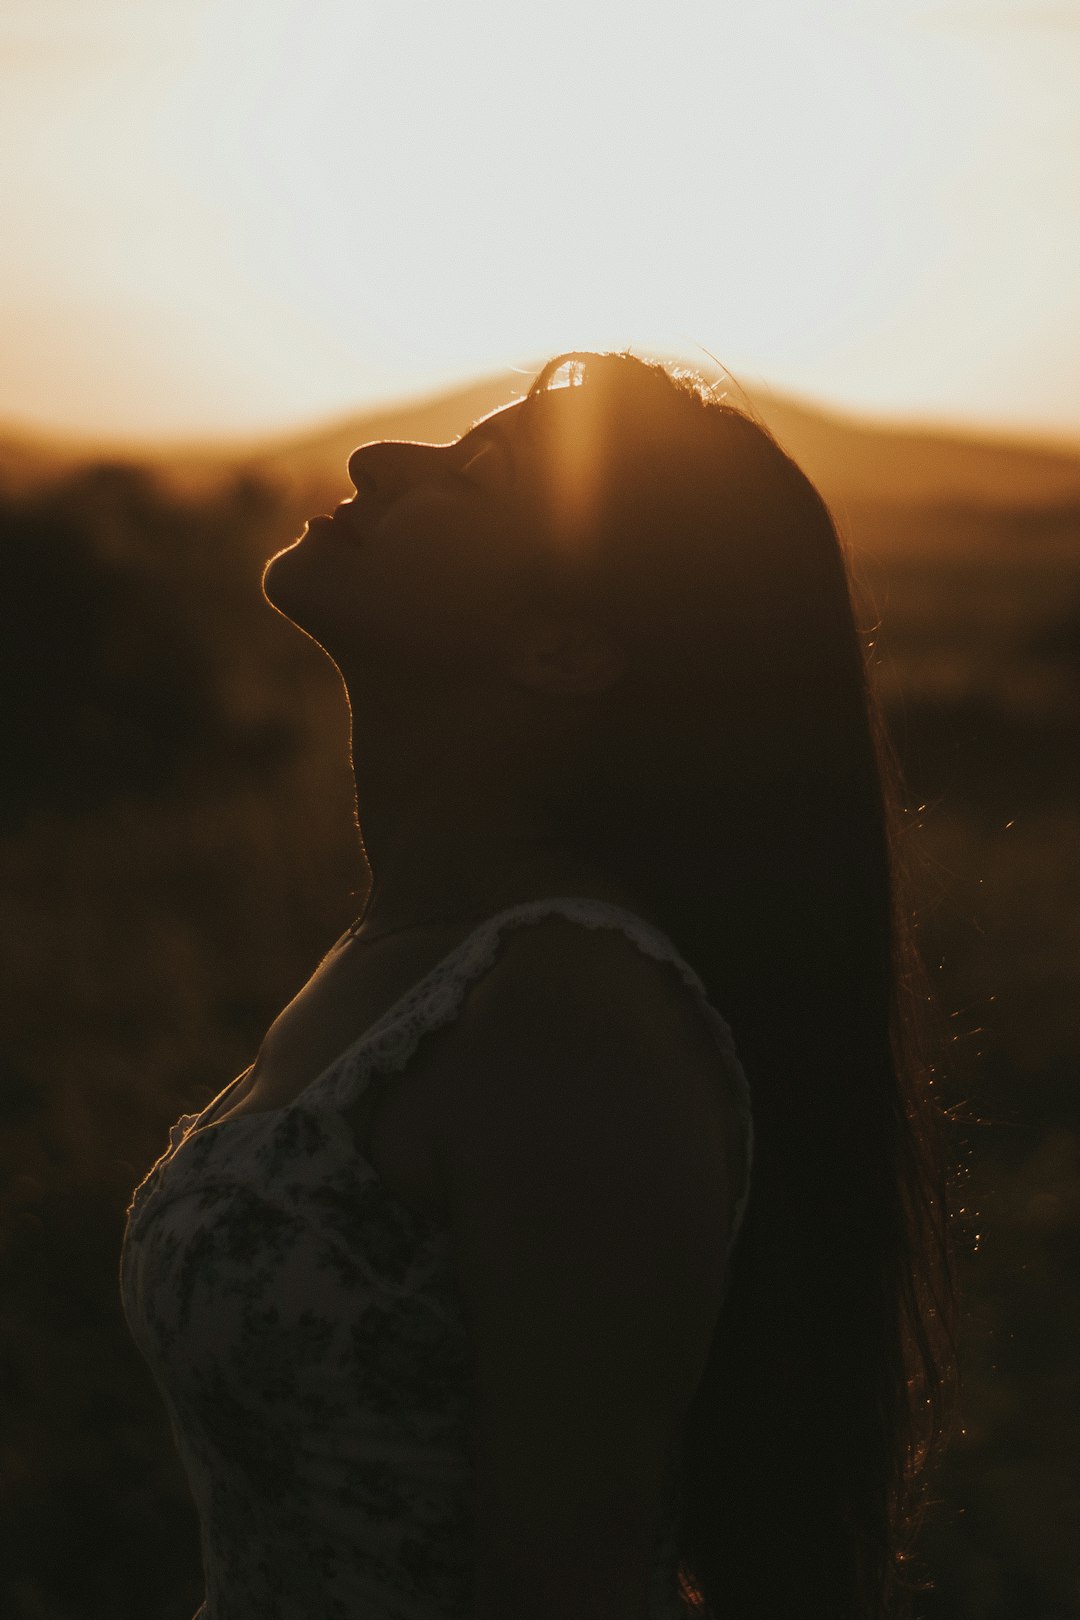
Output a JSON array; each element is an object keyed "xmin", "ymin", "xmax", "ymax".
[{"xmin": 437, "ymin": 920, "xmax": 736, "ymax": 1620}]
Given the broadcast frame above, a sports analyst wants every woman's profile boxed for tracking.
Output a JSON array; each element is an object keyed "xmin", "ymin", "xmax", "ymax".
[{"xmin": 121, "ymin": 349, "xmax": 960, "ymax": 1619}]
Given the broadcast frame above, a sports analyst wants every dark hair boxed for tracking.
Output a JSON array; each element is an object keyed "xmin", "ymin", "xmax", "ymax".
[{"xmin": 519, "ymin": 350, "xmax": 962, "ymax": 1618}]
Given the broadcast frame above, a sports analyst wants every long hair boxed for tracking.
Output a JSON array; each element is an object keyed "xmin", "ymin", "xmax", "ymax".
[{"xmin": 513, "ymin": 350, "xmax": 962, "ymax": 1618}]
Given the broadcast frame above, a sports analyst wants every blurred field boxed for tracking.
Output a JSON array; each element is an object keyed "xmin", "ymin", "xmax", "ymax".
[{"xmin": 0, "ymin": 381, "xmax": 1078, "ymax": 1620}]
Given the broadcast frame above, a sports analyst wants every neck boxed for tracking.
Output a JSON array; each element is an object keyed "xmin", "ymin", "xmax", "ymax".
[{"xmin": 343, "ymin": 677, "xmax": 589, "ymax": 937}]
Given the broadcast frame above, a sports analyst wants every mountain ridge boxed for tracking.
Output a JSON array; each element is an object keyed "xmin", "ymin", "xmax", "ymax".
[{"xmin": 3, "ymin": 364, "xmax": 1079, "ymax": 512}]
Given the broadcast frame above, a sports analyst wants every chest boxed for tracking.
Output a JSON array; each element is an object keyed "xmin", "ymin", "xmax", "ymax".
[{"xmin": 211, "ymin": 929, "xmax": 473, "ymax": 1224}]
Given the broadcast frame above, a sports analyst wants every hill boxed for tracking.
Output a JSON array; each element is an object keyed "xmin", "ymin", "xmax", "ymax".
[{"xmin": 3, "ymin": 363, "xmax": 1079, "ymax": 516}]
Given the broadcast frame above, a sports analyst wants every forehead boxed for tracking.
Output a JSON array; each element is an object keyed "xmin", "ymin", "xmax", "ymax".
[
  {"xmin": 465, "ymin": 388, "xmax": 599, "ymax": 466},
  {"xmin": 475, "ymin": 391, "xmax": 631, "ymax": 566},
  {"xmin": 466, "ymin": 394, "xmax": 537, "ymax": 444}
]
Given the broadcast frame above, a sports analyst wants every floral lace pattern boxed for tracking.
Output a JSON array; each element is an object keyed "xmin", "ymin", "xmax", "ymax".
[{"xmin": 120, "ymin": 897, "xmax": 754, "ymax": 1620}]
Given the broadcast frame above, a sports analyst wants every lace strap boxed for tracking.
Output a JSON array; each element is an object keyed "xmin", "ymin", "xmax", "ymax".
[
  {"xmin": 325, "ymin": 895, "xmax": 754, "ymax": 1237},
  {"xmin": 327, "ymin": 896, "xmax": 699, "ymax": 1093}
]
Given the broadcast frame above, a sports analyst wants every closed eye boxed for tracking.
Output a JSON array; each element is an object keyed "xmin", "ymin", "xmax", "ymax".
[
  {"xmin": 450, "ymin": 430, "xmax": 514, "ymax": 486},
  {"xmin": 445, "ymin": 437, "xmax": 501, "ymax": 491},
  {"xmin": 461, "ymin": 441, "xmax": 497, "ymax": 475}
]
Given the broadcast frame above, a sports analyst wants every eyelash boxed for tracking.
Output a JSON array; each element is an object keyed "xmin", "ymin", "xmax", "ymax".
[{"xmin": 447, "ymin": 446, "xmax": 490, "ymax": 488}]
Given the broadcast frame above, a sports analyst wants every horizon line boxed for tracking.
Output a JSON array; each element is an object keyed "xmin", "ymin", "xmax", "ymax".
[{"xmin": 3, "ymin": 359, "xmax": 1080, "ymax": 464}]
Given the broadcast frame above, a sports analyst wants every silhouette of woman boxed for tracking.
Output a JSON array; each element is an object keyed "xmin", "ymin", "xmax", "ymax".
[{"xmin": 121, "ymin": 350, "xmax": 959, "ymax": 1619}]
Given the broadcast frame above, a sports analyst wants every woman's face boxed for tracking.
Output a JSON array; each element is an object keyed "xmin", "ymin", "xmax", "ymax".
[{"xmin": 262, "ymin": 396, "xmax": 563, "ymax": 681}]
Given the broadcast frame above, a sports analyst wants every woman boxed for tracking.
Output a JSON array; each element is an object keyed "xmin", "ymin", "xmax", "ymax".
[{"xmin": 121, "ymin": 350, "xmax": 960, "ymax": 1619}]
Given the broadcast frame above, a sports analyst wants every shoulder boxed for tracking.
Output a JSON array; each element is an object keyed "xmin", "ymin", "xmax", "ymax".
[
  {"xmin": 437, "ymin": 909, "xmax": 738, "ymax": 1244},
  {"xmin": 459, "ymin": 908, "xmax": 714, "ymax": 1055}
]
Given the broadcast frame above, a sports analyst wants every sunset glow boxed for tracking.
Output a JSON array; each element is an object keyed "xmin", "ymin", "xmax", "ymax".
[{"xmin": 3, "ymin": 0, "xmax": 1080, "ymax": 444}]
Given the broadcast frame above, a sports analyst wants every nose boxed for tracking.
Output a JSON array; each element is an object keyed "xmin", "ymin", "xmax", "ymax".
[
  {"xmin": 347, "ymin": 439, "xmax": 443, "ymax": 494},
  {"xmin": 347, "ymin": 441, "xmax": 382, "ymax": 493}
]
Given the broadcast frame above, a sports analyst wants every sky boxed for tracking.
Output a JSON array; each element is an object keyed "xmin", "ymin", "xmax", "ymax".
[{"xmin": 2, "ymin": 0, "xmax": 1079, "ymax": 448}]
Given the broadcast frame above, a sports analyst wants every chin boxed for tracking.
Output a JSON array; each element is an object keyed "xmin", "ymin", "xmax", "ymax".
[
  {"xmin": 261, "ymin": 541, "xmax": 333, "ymax": 645},
  {"xmin": 262, "ymin": 540, "xmax": 300, "ymax": 609}
]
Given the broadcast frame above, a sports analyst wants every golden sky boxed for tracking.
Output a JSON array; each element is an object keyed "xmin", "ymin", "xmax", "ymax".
[{"xmin": 3, "ymin": 0, "xmax": 1079, "ymax": 446}]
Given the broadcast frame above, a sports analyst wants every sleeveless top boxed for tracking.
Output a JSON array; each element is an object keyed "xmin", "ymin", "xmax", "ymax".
[{"xmin": 120, "ymin": 896, "xmax": 755, "ymax": 1620}]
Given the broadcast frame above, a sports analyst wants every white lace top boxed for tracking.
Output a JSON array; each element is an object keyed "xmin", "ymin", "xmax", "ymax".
[{"xmin": 120, "ymin": 896, "xmax": 754, "ymax": 1620}]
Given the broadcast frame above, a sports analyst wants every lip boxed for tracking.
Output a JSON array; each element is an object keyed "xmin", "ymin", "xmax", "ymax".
[
  {"xmin": 333, "ymin": 498, "xmax": 371, "ymax": 537},
  {"xmin": 302, "ymin": 498, "xmax": 368, "ymax": 542},
  {"xmin": 303, "ymin": 511, "xmax": 361, "ymax": 544}
]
